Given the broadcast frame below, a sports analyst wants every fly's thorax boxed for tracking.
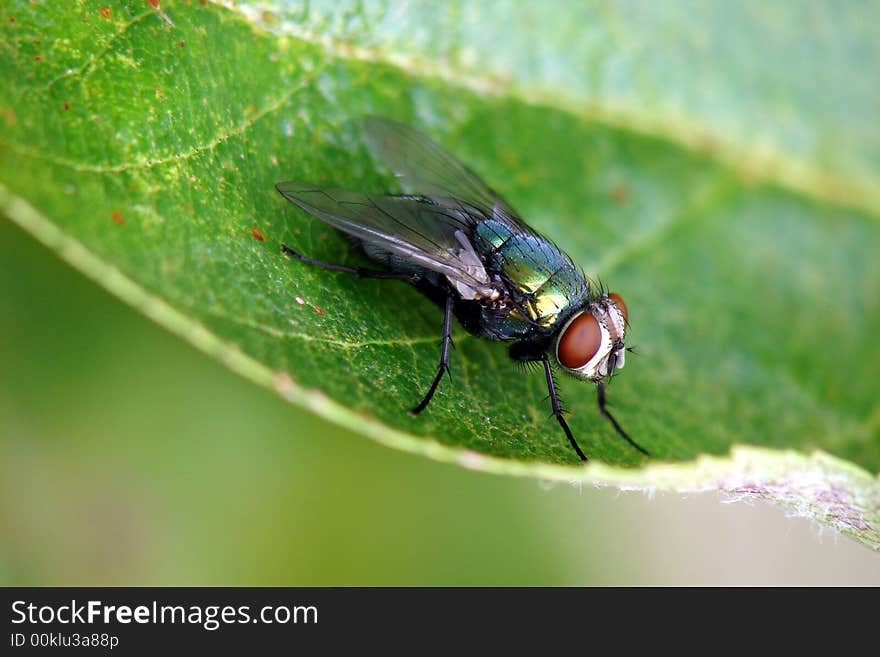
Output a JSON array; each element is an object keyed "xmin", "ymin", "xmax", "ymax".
[
  {"xmin": 555, "ymin": 293, "xmax": 628, "ymax": 381},
  {"xmin": 474, "ymin": 220, "xmax": 587, "ymax": 329}
]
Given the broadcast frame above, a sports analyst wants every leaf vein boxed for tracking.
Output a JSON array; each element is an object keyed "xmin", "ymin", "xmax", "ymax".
[
  {"xmin": 4, "ymin": 77, "xmax": 312, "ymax": 174},
  {"xmin": 200, "ymin": 305, "xmax": 461, "ymax": 350}
]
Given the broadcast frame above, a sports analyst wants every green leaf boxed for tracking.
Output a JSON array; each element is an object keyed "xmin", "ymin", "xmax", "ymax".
[{"xmin": 2, "ymin": 1, "xmax": 878, "ymax": 549}]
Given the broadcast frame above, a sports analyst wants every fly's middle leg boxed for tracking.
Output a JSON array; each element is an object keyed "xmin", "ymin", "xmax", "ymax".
[{"xmin": 410, "ymin": 293, "xmax": 454, "ymax": 415}]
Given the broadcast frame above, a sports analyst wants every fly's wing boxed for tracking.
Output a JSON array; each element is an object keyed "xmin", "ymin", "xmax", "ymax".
[
  {"xmin": 363, "ymin": 118, "xmax": 586, "ymax": 299},
  {"xmin": 363, "ymin": 117, "xmax": 535, "ymax": 235},
  {"xmin": 275, "ymin": 183, "xmax": 498, "ymax": 298}
]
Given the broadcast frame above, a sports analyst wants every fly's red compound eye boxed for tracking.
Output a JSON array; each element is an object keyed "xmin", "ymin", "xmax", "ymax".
[
  {"xmin": 558, "ymin": 313, "xmax": 602, "ymax": 369},
  {"xmin": 609, "ymin": 292, "xmax": 628, "ymax": 323}
]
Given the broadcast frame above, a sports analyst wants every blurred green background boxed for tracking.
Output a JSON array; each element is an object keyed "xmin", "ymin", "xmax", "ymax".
[{"xmin": 2, "ymin": 218, "xmax": 878, "ymax": 585}]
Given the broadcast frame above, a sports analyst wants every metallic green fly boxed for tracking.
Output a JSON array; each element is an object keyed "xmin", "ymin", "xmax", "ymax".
[{"xmin": 276, "ymin": 118, "xmax": 648, "ymax": 461}]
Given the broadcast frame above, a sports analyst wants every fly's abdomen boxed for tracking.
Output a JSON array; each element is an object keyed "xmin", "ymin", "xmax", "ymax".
[{"xmin": 361, "ymin": 240, "xmax": 424, "ymax": 275}]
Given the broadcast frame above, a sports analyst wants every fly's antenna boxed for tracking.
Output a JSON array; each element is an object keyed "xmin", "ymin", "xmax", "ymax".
[{"xmin": 605, "ymin": 351, "xmax": 619, "ymax": 384}]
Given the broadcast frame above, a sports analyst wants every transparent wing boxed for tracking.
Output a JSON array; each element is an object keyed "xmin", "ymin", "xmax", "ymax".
[
  {"xmin": 275, "ymin": 183, "xmax": 497, "ymax": 297},
  {"xmin": 363, "ymin": 117, "xmax": 534, "ymax": 234}
]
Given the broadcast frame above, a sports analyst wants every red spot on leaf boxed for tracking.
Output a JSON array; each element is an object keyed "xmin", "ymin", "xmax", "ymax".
[
  {"xmin": 63, "ymin": 103, "xmax": 70, "ymax": 111},
  {"xmin": 34, "ymin": 55, "xmax": 42, "ymax": 62},
  {"xmin": 252, "ymin": 227, "xmax": 265, "ymax": 242},
  {"xmin": 314, "ymin": 305, "xmax": 325, "ymax": 316},
  {"xmin": 178, "ymin": 40, "xmax": 185, "ymax": 48},
  {"xmin": 99, "ymin": 7, "xmax": 111, "ymax": 19},
  {"xmin": 111, "ymin": 211, "xmax": 125, "ymax": 226},
  {"xmin": 148, "ymin": 0, "xmax": 161, "ymax": 9}
]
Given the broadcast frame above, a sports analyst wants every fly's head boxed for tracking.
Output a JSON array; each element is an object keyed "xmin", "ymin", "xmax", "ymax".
[{"xmin": 555, "ymin": 292, "xmax": 629, "ymax": 382}]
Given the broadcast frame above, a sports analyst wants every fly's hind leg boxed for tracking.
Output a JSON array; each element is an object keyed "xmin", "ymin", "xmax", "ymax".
[
  {"xmin": 410, "ymin": 293, "xmax": 454, "ymax": 415},
  {"xmin": 283, "ymin": 243, "xmax": 453, "ymax": 415},
  {"xmin": 281, "ymin": 244, "xmax": 416, "ymax": 281}
]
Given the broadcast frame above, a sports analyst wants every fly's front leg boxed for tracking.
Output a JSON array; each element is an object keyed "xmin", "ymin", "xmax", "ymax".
[
  {"xmin": 541, "ymin": 353, "xmax": 588, "ymax": 462},
  {"xmin": 281, "ymin": 244, "xmax": 416, "ymax": 281},
  {"xmin": 410, "ymin": 293, "xmax": 454, "ymax": 415},
  {"xmin": 597, "ymin": 380, "xmax": 650, "ymax": 457},
  {"xmin": 508, "ymin": 342, "xmax": 587, "ymax": 462}
]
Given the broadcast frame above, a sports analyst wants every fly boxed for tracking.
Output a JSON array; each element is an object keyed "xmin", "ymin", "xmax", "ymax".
[{"xmin": 276, "ymin": 118, "xmax": 649, "ymax": 462}]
